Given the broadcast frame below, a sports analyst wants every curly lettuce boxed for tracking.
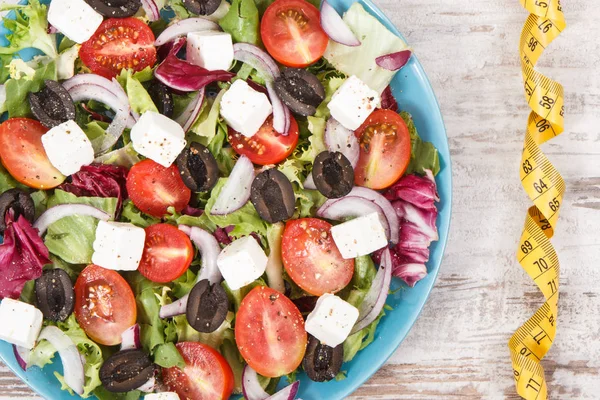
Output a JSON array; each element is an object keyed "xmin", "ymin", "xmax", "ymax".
[{"xmin": 0, "ymin": 0, "xmax": 57, "ymax": 58}]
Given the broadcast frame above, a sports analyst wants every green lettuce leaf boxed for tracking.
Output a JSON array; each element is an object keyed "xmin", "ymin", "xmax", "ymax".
[
  {"xmin": 295, "ymin": 187, "xmax": 327, "ymax": 219},
  {"xmin": 31, "ymin": 189, "xmax": 48, "ymax": 219},
  {"xmin": 135, "ymin": 282, "xmax": 178, "ymax": 355},
  {"xmin": 0, "ymin": 0, "xmax": 57, "ymax": 58},
  {"xmin": 171, "ymin": 268, "xmax": 197, "ymax": 299},
  {"xmin": 0, "ymin": 163, "xmax": 28, "ymax": 193},
  {"xmin": 94, "ymin": 143, "xmax": 141, "ymax": 168},
  {"xmin": 174, "ymin": 310, "xmax": 234, "ymax": 349},
  {"xmin": 219, "ymin": 0, "xmax": 260, "ymax": 46},
  {"xmin": 118, "ymin": 68, "xmax": 158, "ymax": 114},
  {"xmin": 153, "ymin": 342, "xmax": 185, "ymax": 369},
  {"xmin": 190, "ymin": 89, "xmax": 226, "ymax": 146},
  {"xmin": 121, "ymin": 200, "xmax": 160, "ymax": 228},
  {"xmin": 400, "ymin": 111, "xmax": 441, "ymax": 176},
  {"xmin": 4, "ymin": 61, "xmax": 57, "ymax": 117},
  {"xmin": 342, "ymin": 312, "xmax": 383, "ymax": 363},
  {"xmin": 44, "ymin": 190, "xmax": 118, "ymax": 264},
  {"xmin": 94, "ymin": 387, "xmax": 141, "ymax": 400},
  {"xmin": 221, "ymin": 329, "xmax": 244, "ymax": 394}
]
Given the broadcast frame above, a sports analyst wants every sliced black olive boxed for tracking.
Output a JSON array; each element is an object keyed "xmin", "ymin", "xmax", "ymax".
[
  {"xmin": 274, "ymin": 68, "xmax": 325, "ymax": 117},
  {"xmin": 250, "ymin": 169, "xmax": 296, "ymax": 223},
  {"xmin": 303, "ymin": 334, "xmax": 344, "ymax": 382},
  {"xmin": 35, "ymin": 269, "xmax": 75, "ymax": 322},
  {"xmin": 0, "ymin": 188, "xmax": 34, "ymax": 233},
  {"xmin": 312, "ymin": 151, "xmax": 354, "ymax": 199},
  {"xmin": 147, "ymin": 81, "xmax": 174, "ymax": 118},
  {"xmin": 83, "ymin": 0, "xmax": 141, "ymax": 17},
  {"xmin": 29, "ymin": 80, "xmax": 76, "ymax": 129},
  {"xmin": 186, "ymin": 279, "xmax": 229, "ymax": 333},
  {"xmin": 100, "ymin": 349, "xmax": 154, "ymax": 393},
  {"xmin": 182, "ymin": 0, "xmax": 221, "ymax": 15},
  {"xmin": 176, "ymin": 142, "xmax": 219, "ymax": 192}
]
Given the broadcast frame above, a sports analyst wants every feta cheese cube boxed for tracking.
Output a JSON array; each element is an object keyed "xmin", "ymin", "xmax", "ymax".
[
  {"xmin": 217, "ymin": 236, "xmax": 268, "ymax": 290},
  {"xmin": 0, "ymin": 299, "xmax": 44, "ymax": 349},
  {"xmin": 187, "ymin": 31, "xmax": 234, "ymax": 71},
  {"xmin": 330, "ymin": 212, "xmax": 388, "ymax": 259},
  {"xmin": 41, "ymin": 120, "xmax": 94, "ymax": 176},
  {"xmin": 48, "ymin": 0, "xmax": 103, "ymax": 44},
  {"xmin": 92, "ymin": 221, "xmax": 146, "ymax": 271},
  {"xmin": 327, "ymin": 75, "xmax": 381, "ymax": 130},
  {"xmin": 220, "ymin": 80, "xmax": 272, "ymax": 138},
  {"xmin": 130, "ymin": 111, "xmax": 187, "ymax": 168},
  {"xmin": 145, "ymin": 393, "xmax": 180, "ymax": 400},
  {"xmin": 305, "ymin": 294, "xmax": 359, "ymax": 347}
]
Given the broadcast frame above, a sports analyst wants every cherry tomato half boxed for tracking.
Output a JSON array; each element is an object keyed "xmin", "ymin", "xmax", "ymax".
[{"xmin": 138, "ymin": 224, "xmax": 193, "ymax": 283}]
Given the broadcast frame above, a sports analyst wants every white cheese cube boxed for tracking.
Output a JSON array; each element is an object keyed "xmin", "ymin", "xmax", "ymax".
[
  {"xmin": 327, "ymin": 75, "xmax": 381, "ymax": 130},
  {"xmin": 187, "ymin": 31, "xmax": 234, "ymax": 72},
  {"xmin": 330, "ymin": 212, "xmax": 388, "ymax": 259},
  {"xmin": 305, "ymin": 294, "xmax": 359, "ymax": 347},
  {"xmin": 145, "ymin": 393, "xmax": 180, "ymax": 400},
  {"xmin": 0, "ymin": 299, "xmax": 44, "ymax": 349},
  {"xmin": 217, "ymin": 236, "xmax": 268, "ymax": 290},
  {"xmin": 41, "ymin": 120, "xmax": 94, "ymax": 176},
  {"xmin": 130, "ymin": 111, "xmax": 187, "ymax": 168},
  {"xmin": 220, "ymin": 80, "xmax": 272, "ymax": 138},
  {"xmin": 48, "ymin": 0, "xmax": 103, "ymax": 44},
  {"xmin": 92, "ymin": 221, "xmax": 146, "ymax": 271}
]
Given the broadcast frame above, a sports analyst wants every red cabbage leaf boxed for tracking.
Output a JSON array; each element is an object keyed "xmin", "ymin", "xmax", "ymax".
[{"xmin": 380, "ymin": 86, "xmax": 398, "ymax": 111}]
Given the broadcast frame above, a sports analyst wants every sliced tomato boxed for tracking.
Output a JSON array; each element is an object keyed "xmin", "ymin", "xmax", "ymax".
[
  {"xmin": 126, "ymin": 160, "xmax": 191, "ymax": 218},
  {"xmin": 138, "ymin": 224, "xmax": 193, "ymax": 283},
  {"xmin": 74, "ymin": 264, "xmax": 137, "ymax": 346},
  {"xmin": 162, "ymin": 342, "xmax": 234, "ymax": 400},
  {"xmin": 282, "ymin": 218, "xmax": 354, "ymax": 296},
  {"xmin": 228, "ymin": 115, "xmax": 299, "ymax": 165},
  {"xmin": 235, "ymin": 286, "xmax": 307, "ymax": 377},
  {"xmin": 80, "ymin": 18, "xmax": 157, "ymax": 78},
  {"xmin": 261, "ymin": 0, "xmax": 329, "ymax": 67},
  {"xmin": 354, "ymin": 109, "xmax": 411, "ymax": 190},
  {"xmin": 0, "ymin": 118, "xmax": 65, "ymax": 189}
]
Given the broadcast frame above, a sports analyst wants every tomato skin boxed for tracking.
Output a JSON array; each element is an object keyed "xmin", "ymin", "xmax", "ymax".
[
  {"xmin": 0, "ymin": 118, "xmax": 65, "ymax": 189},
  {"xmin": 282, "ymin": 218, "xmax": 354, "ymax": 296},
  {"xmin": 138, "ymin": 224, "xmax": 193, "ymax": 283},
  {"xmin": 126, "ymin": 160, "xmax": 191, "ymax": 218},
  {"xmin": 261, "ymin": 0, "xmax": 329, "ymax": 67},
  {"xmin": 228, "ymin": 115, "xmax": 299, "ymax": 165},
  {"xmin": 162, "ymin": 342, "xmax": 234, "ymax": 400},
  {"xmin": 236, "ymin": 286, "xmax": 307, "ymax": 377},
  {"xmin": 80, "ymin": 18, "xmax": 157, "ymax": 78},
  {"xmin": 354, "ymin": 109, "xmax": 412, "ymax": 190},
  {"xmin": 74, "ymin": 265, "xmax": 137, "ymax": 346}
]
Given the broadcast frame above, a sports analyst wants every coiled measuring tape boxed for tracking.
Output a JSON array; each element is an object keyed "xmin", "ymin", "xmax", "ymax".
[{"xmin": 508, "ymin": 1, "xmax": 566, "ymax": 398}]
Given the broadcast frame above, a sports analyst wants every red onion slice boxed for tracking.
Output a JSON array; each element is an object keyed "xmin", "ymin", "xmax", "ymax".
[
  {"xmin": 141, "ymin": 0, "xmax": 160, "ymax": 21},
  {"xmin": 120, "ymin": 324, "xmax": 141, "ymax": 350},
  {"xmin": 350, "ymin": 248, "xmax": 392, "ymax": 334},
  {"xmin": 210, "ymin": 155, "xmax": 255, "ymax": 215},
  {"xmin": 38, "ymin": 326, "xmax": 85, "ymax": 395},
  {"xmin": 135, "ymin": 375, "xmax": 156, "ymax": 392},
  {"xmin": 175, "ymin": 88, "xmax": 205, "ymax": 132},
  {"xmin": 159, "ymin": 295, "xmax": 188, "ymax": 319},
  {"xmin": 320, "ymin": 0, "xmax": 361, "ymax": 47},
  {"xmin": 34, "ymin": 204, "xmax": 111, "ymax": 236},
  {"xmin": 324, "ymin": 118, "xmax": 359, "ymax": 167},
  {"xmin": 345, "ymin": 187, "xmax": 399, "ymax": 244},
  {"xmin": 303, "ymin": 174, "xmax": 317, "ymax": 190},
  {"xmin": 317, "ymin": 196, "xmax": 390, "ymax": 239},
  {"xmin": 154, "ymin": 18, "xmax": 220, "ymax": 46},
  {"xmin": 12, "ymin": 345, "xmax": 30, "ymax": 371},
  {"xmin": 266, "ymin": 381, "xmax": 300, "ymax": 400},
  {"xmin": 242, "ymin": 365, "xmax": 300, "ymax": 400},
  {"xmin": 375, "ymin": 50, "xmax": 412, "ymax": 71}
]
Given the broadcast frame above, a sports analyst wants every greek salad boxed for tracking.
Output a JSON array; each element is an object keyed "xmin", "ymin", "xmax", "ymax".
[{"xmin": 0, "ymin": 0, "xmax": 441, "ymax": 398}]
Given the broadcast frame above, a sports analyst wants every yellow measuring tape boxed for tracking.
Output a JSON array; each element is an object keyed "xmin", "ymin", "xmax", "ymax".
[{"xmin": 509, "ymin": 0, "xmax": 566, "ymax": 398}]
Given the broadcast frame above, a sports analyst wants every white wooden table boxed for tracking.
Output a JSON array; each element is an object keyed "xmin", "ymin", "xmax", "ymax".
[{"xmin": 2, "ymin": 0, "xmax": 600, "ymax": 398}]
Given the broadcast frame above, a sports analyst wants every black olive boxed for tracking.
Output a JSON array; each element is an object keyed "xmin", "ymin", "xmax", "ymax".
[
  {"xmin": 182, "ymin": 0, "xmax": 221, "ymax": 15},
  {"xmin": 0, "ymin": 189, "xmax": 35, "ymax": 233},
  {"xmin": 274, "ymin": 68, "xmax": 325, "ymax": 117},
  {"xmin": 176, "ymin": 142, "xmax": 219, "ymax": 192},
  {"xmin": 186, "ymin": 279, "xmax": 229, "ymax": 333},
  {"xmin": 250, "ymin": 169, "xmax": 296, "ymax": 223},
  {"xmin": 303, "ymin": 335, "xmax": 344, "ymax": 382},
  {"xmin": 29, "ymin": 81, "xmax": 76, "ymax": 129},
  {"xmin": 83, "ymin": 0, "xmax": 141, "ymax": 17},
  {"xmin": 312, "ymin": 151, "xmax": 354, "ymax": 199},
  {"xmin": 100, "ymin": 349, "xmax": 155, "ymax": 393},
  {"xmin": 147, "ymin": 81, "xmax": 174, "ymax": 118},
  {"xmin": 34, "ymin": 269, "xmax": 74, "ymax": 322}
]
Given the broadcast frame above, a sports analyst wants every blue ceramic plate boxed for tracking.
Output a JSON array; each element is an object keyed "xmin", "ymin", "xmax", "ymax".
[{"xmin": 0, "ymin": 0, "xmax": 452, "ymax": 398}]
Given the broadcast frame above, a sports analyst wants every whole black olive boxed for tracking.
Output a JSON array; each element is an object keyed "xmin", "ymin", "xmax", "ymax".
[
  {"xmin": 147, "ymin": 81, "xmax": 174, "ymax": 118},
  {"xmin": 312, "ymin": 151, "xmax": 354, "ymax": 199},
  {"xmin": 182, "ymin": 0, "xmax": 221, "ymax": 15},
  {"xmin": 100, "ymin": 349, "xmax": 155, "ymax": 393},
  {"xmin": 35, "ymin": 269, "xmax": 75, "ymax": 322},
  {"xmin": 83, "ymin": 0, "xmax": 141, "ymax": 17},
  {"xmin": 186, "ymin": 279, "xmax": 229, "ymax": 333},
  {"xmin": 0, "ymin": 188, "xmax": 35, "ymax": 233},
  {"xmin": 29, "ymin": 81, "xmax": 76, "ymax": 129},
  {"xmin": 274, "ymin": 68, "xmax": 325, "ymax": 117},
  {"xmin": 250, "ymin": 169, "xmax": 296, "ymax": 223},
  {"xmin": 176, "ymin": 142, "xmax": 219, "ymax": 192},
  {"xmin": 302, "ymin": 335, "xmax": 344, "ymax": 382}
]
